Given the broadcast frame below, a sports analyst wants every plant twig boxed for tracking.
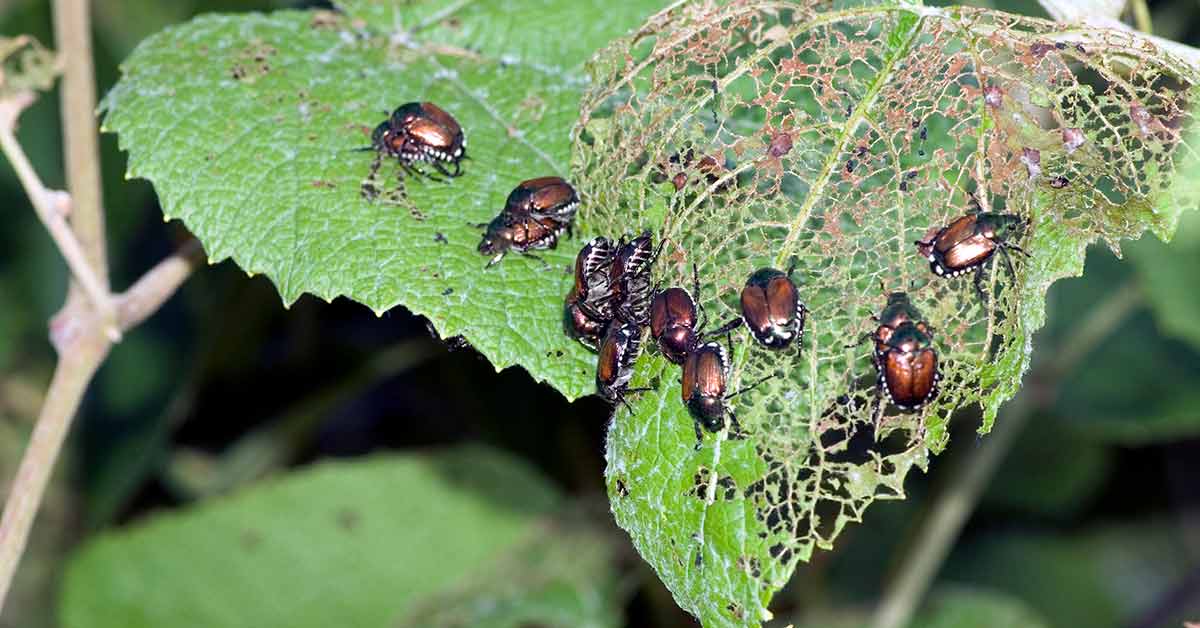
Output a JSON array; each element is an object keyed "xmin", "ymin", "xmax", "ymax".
[
  {"xmin": 0, "ymin": 331, "xmax": 110, "ymax": 610},
  {"xmin": 0, "ymin": 6, "xmax": 211, "ymax": 613},
  {"xmin": 870, "ymin": 280, "xmax": 1144, "ymax": 628},
  {"xmin": 117, "ymin": 239, "xmax": 205, "ymax": 332},
  {"xmin": 0, "ymin": 93, "xmax": 119, "ymax": 341},
  {"xmin": 53, "ymin": 0, "xmax": 108, "ymax": 281},
  {"xmin": 0, "ymin": 238, "xmax": 205, "ymax": 614}
]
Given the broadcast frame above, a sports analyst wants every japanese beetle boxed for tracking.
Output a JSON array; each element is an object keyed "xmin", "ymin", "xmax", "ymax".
[
  {"xmin": 739, "ymin": 267, "xmax": 807, "ymax": 349},
  {"xmin": 477, "ymin": 214, "xmax": 565, "ymax": 267},
  {"xmin": 872, "ymin": 291, "xmax": 922, "ymax": 351},
  {"xmin": 650, "ymin": 265, "xmax": 741, "ymax": 365},
  {"xmin": 596, "ymin": 319, "xmax": 644, "ymax": 405},
  {"xmin": 681, "ymin": 341, "xmax": 774, "ymax": 449},
  {"xmin": 564, "ymin": 237, "xmax": 617, "ymax": 350},
  {"xmin": 609, "ymin": 232, "xmax": 658, "ymax": 325},
  {"xmin": 874, "ymin": 322, "xmax": 940, "ymax": 412},
  {"xmin": 504, "ymin": 177, "xmax": 580, "ymax": 225},
  {"xmin": 915, "ymin": 212, "xmax": 1028, "ymax": 303},
  {"xmin": 854, "ymin": 293, "xmax": 940, "ymax": 415},
  {"xmin": 377, "ymin": 102, "xmax": 467, "ymax": 178}
]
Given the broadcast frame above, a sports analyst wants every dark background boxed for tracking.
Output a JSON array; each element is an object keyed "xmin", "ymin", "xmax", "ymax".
[{"xmin": 1, "ymin": 0, "xmax": 1199, "ymax": 626}]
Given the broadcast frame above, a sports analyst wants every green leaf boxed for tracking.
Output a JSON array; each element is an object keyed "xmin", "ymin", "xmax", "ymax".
[
  {"xmin": 394, "ymin": 516, "xmax": 625, "ymax": 628},
  {"xmin": 578, "ymin": 2, "xmax": 1199, "ymax": 624},
  {"xmin": 1128, "ymin": 206, "xmax": 1200, "ymax": 352},
  {"xmin": 60, "ymin": 445, "xmax": 563, "ymax": 627},
  {"xmin": 945, "ymin": 521, "xmax": 1200, "ymax": 628},
  {"xmin": 99, "ymin": 0, "xmax": 663, "ymax": 400},
  {"xmin": 1048, "ymin": 247, "xmax": 1200, "ymax": 444},
  {"xmin": 912, "ymin": 586, "xmax": 1052, "ymax": 628}
]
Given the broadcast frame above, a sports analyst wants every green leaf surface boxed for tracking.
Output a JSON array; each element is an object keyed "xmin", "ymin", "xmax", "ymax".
[
  {"xmin": 945, "ymin": 521, "xmax": 1200, "ymax": 628},
  {"xmin": 577, "ymin": 1, "xmax": 1199, "ymax": 625},
  {"xmin": 393, "ymin": 516, "xmax": 625, "ymax": 628},
  {"xmin": 60, "ymin": 445, "xmax": 563, "ymax": 628},
  {"xmin": 1129, "ymin": 206, "xmax": 1200, "ymax": 352},
  {"xmin": 100, "ymin": 0, "xmax": 662, "ymax": 400}
]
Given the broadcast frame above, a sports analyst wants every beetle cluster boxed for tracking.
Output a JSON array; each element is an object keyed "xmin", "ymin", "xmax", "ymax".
[
  {"xmin": 360, "ymin": 102, "xmax": 584, "ymax": 269},
  {"xmin": 363, "ymin": 101, "xmax": 1030, "ymax": 444},
  {"xmin": 560, "ymin": 234, "xmax": 657, "ymax": 404},
  {"xmin": 569, "ymin": 201, "xmax": 1027, "ymax": 444},
  {"xmin": 477, "ymin": 177, "xmax": 580, "ymax": 267}
]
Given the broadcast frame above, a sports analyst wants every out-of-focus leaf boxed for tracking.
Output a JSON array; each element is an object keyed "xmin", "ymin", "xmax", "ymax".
[
  {"xmin": 1128, "ymin": 207, "xmax": 1200, "ymax": 352},
  {"xmin": 99, "ymin": 0, "xmax": 663, "ymax": 401},
  {"xmin": 983, "ymin": 416, "xmax": 1112, "ymax": 517},
  {"xmin": 911, "ymin": 587, "xmax": 1052, "ymax": 628},
  {"xmin": 60, "ymin": 445, "xmax": 561, "ymax": 628},
  {"xmin": 944, "ymin": 520, "xmax": 1200, "ymax": 628},
  {"xmin": 394, "ymin": 516, "xmax": 625, "ymax": 628}
]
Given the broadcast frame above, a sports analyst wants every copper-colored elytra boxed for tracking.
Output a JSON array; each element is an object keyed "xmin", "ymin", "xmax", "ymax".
[
  {"xmin": 765, "ymin": 275, "xmax": 798, "ymax": 325},
  {"xmin": 398, "ymin": 102, "xmax": 462, "ymax": 151},
  {"xmin": 595, "ymin": 321, "xmax": 640, "ymax": 400},
  {"xmin": 521, "ymin": 177, "xmax": 577, "ymax": 213},
  {"xmin": 883, "ymin": 346, "xmax": 938, "ymax": 407},
  {"xmin": 684, "ymin": 346, "xmax": 727, "ymax": 403},
  {"xmin": 739, "ymin": 289, "xmax": 771, "ymax": 335},
  {"xmin": 740, "ymin": 267, "xmax": 803, "ymax": 348},
  {"xmin": 876, "ymin": 322, "xmax": 938, "ymax": 409},
  {"xmin": 596, "ymin": 331, "xmax": 621, "ymax": 384},
  {"xmin": 650, "ymin": 288, "xmax": 696, "ymax": 340},
  {"xmin": 507, "ymin": 215, "xmax": 560, "ymax": 248}
]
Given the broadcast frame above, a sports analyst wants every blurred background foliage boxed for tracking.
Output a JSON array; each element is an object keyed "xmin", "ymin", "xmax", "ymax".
[{"xmin": 0, "ymin": 0, "xmax": 1199, "ymax": 626}]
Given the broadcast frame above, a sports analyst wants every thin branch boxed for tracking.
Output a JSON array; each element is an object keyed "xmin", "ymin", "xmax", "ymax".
[
  {"xmin": 53, "ymin": 0, "xmax": 108, "ymax": 280},
  {"xmin": 0, "ymin": 238, "xmax": 205, "ymax": 614},
  {"xmin": 870, "ymin": 280, "xmax": 1144, "ymax": 628},
  {"xmin": 1128, "ymin": 0, "xmax": 1154, "ymax": 34},
  {"xmin": 117, "ymin": 239, "xmax": 205, "ymax": 332},
  {"xmin": 0, "ymin": 331, "xmax": 110, "ymax": 610},
  {"xmin": 0, "ymin": 94, "xmax": 119, "ymax": 341}
]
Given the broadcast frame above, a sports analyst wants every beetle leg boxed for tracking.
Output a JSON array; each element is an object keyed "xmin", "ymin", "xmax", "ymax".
[
  {"xmin": 693, "ymin": 421, "xmax": 705, "ymax": 451},
  {"xmin": 702, "ymin": 317, "xmax": 744, "ymax": 342},
  {"xmin": 727, "ymin": 410, "xmax": 745, "ymax": 440},
  {"xmin": 871, "ymin": 380, "xmax": 885, "ymax": 437},
  {"xmin": 998, "ymin": 246, "xmax": 1018, "ymax": 281},
  {"xmin": 973, "ymin": 266, "xmax": 989, "ymax": 306},
  {"xmin": 432, "ymin": 161, "xmax": 454, "ymax": 178},
  {"xmin": 845, "ymin": 332, "xmax": 875, "ymax": 349},
  {"xmin": 521, "ymin": 252, "xmax": 550, "ymax": 269},
  {"xmin": 484, "ymin": 251, "xmax": 506, "ymax": 268},
  {"xmin": 724, "ymin": 373, "xmax": 777, "ymax": 400}
]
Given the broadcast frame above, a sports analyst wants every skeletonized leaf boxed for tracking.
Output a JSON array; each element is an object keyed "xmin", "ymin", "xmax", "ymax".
[{"xmin": 576, "ymin": 1, "xmax": 1199, "ymax": 624}]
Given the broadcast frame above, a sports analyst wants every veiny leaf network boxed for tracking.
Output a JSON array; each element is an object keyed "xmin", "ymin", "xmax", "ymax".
[{"xmin": 574, "ymin": 0, "xmax": 1199, "ymax": 624}]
